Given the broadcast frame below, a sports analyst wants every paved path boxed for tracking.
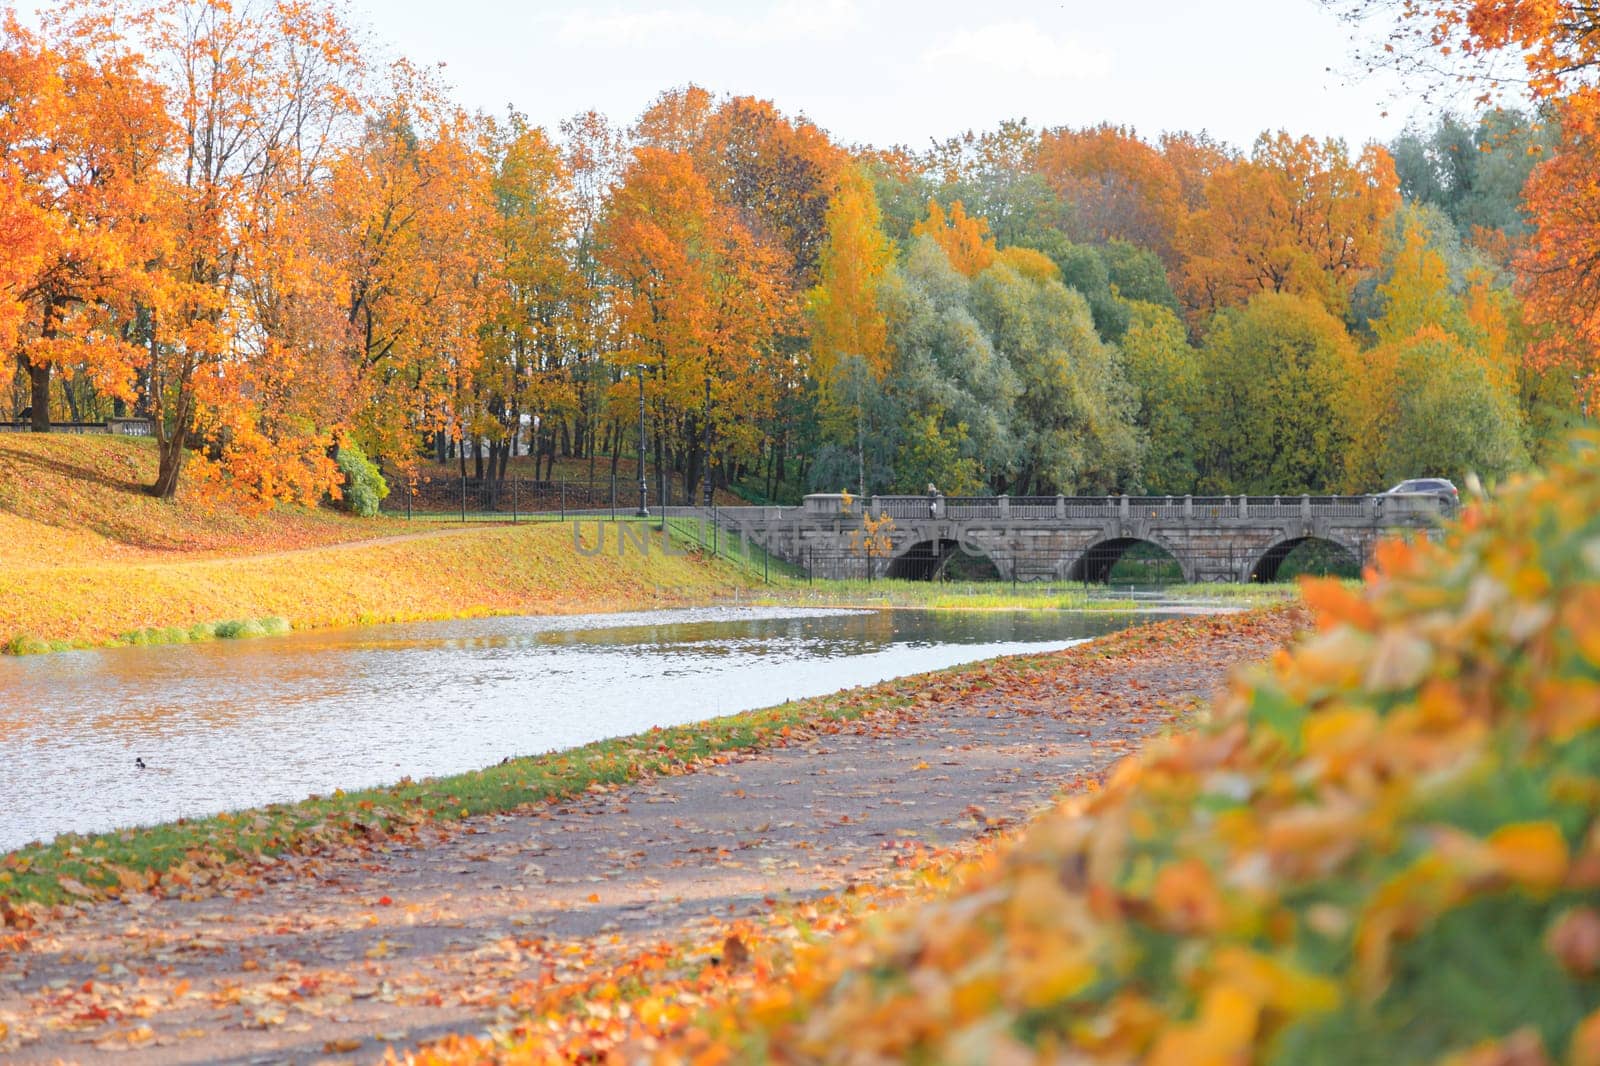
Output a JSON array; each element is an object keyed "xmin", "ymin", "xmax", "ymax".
[{"xmin": 0, "ymin": 611, "xmax": 1298, "ymax": 1065}]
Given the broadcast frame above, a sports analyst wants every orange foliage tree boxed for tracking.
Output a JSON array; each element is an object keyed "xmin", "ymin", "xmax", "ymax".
[
  {"xmin": 475, "ymin": 115, "xmax": 579, "ymax": 482},
  {"xmin": 70, "ymin": 0, "xmax": 368, "ymax": 502},
  {"xmin": 909, "ymin": 200, "xmax": 995, "ymax": 277},
  {"xmin": 329, "ymin": 64, "xmax": 498, "ymax": 473},
  {"xmin": 1178, "ymin": 134, "xmax": 1399, "ymax": 323},
  {"xmin": 1036, "ymin": 124, "xmax": 1185, "ymax": 264},
  {"xmin": 0, "ymin": 13, "xmax": 169, "ymax": 433},
  {"xmin": 599, "ymin": 147, "xmax": 792, "ymax": 502}
]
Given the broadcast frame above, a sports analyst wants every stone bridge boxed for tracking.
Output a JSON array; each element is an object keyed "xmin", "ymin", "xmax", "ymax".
[{"xmin": 711, "ymin": 492, "xmax": 1451, "ymax": 583}]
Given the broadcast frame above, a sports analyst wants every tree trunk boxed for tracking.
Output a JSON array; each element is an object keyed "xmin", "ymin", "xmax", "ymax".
[
  {"xmin": 25, "ymin": 356, "xmax": 49, "ymax": 432},
  {"xmin": 151, "ymin": 419, "xmax": 189, "ymax": 499},
  {"xmin": 62, "ymin": 378, "xmax": 80, "ymax": 423}
]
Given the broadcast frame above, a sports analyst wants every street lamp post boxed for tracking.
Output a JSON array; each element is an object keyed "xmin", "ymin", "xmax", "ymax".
[
  {"xmin": 702, "ymin": 374, "xmax": 714, "ymax": 509},
  {"xmin": 635, "ymin": 364, "xmax": 649, "ymax": 517}
]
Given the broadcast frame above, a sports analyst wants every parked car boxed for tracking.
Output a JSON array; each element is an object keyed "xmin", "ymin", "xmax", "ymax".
[{"xmin": 1383, "ymin": 477, "xmax": 1460, "ymax": 507}]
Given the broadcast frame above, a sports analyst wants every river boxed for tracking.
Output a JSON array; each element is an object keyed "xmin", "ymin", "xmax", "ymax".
[{"xmin": 0, "ymin": 606, "xmax": 1174, "ymax": 851}]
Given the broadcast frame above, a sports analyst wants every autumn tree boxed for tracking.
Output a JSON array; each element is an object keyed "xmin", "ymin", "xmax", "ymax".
[
  {"xmin": 560, "ymin": 109, "xmax": 627, "ymax": 481},
  {"xmin": 699, "ymin": 95, "xmax": 842, "ymax": 288},
  {"xmin": 1036, "ymin": 125, "xmax": 1184, "ymax": 264},
  {"xmin": 476, "ymin": 114, "xmax": 577, "ymax": 483},
  {"xmin": 599, "ymin": 147, "xmax": 791, "ymax": 504},
  {"xmin": 807, "ymin": 164, "xmax": 894, "ymax": 494},
  {"xmin": 909, "ymin": 200, "xmax": 995, "ymax": 278},
  {"xmin": 1327, "ymin": 1, "xmax": 1600, "ymax": 404},
  {"xmin": 72, "ymin": 0, "xmax": 367, "ymax": 501},
  {"xmin": 924, "ymin": 120, "xmax": 1061, "ymax": 247},
  {"xmin": 1178, "ymin": 134, "xmax": 1399, "ymax": 323},
  {"xmin": 1160, "ymin": 130, "xmax": 1234, "ymax": 211},
  {"xmin": 1346, "ymin": 327, "xmax": 1526, "ymax": 488},
  {"xmin": 329, "ymin": 65, "xmax": 497, "ymax": 478},
  {"xmin": 0, "ymin": 14, "xmax": 169, "ymax": 432},
  {"xmin": 1343, "ymin": 209, "xmax": 1530, "ymax": 487}
]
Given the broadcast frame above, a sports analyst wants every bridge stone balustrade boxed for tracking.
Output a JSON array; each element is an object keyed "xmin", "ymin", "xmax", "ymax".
[{"xmin": 708, "ymin": 493, "xmax": 1450, "ymax": 583}]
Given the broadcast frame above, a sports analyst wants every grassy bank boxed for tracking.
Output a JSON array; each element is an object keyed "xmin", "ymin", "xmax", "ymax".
[
  {"xmin": 0, "ymin": 609, "xmax": 1288, "ymax": 910},
  {"xmin": 0, "ymin": 434, "xmax": 414, "ymax": 566},
  {"xmin": 0, "ymin": 522, "xmax": 750, "ymax": 650},
  {"xmin": 0, "ymin": 435, "xmax": 756, "ymax": 650}
]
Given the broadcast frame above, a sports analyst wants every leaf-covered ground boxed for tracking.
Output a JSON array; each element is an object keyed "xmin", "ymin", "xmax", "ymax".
[
  {"xmin": 0, "ymin": 609, "xmax": 1298, "ymax": 1062},
  {"xmin": 0, "ymin": 436, "xmax": 416, "ymax": 566},
  {"xmin": 477, "ymin": 438, "xmax": 1600, "ymax": 1065}
]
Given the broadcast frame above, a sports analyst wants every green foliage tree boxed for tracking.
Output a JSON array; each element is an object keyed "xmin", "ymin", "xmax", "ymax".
[
  {"xmin": 1353, "ymin": 328, "xmax": 1527, "ymax": 487},
  {"xmin": 892, "ymin": 409, "xmax": 982, "ymax": 495},
  {"xmin": 1193, "ymin": 293, "xmax": 1357, "ymax": 494},
  {"xmin": 335, "ymin": 443, "xmax": 390, "ymax": 517},
  {"xmin": 1389, "ymin": 109, "xmax": 1555, "ymax": 238},
  {"xmin": 880, "ymin": 237, "xmax": 1020, "ymax": 491},
  {"xmin": 1119, "ymin": 301, "xmax": 1200, "ymax": 495},
  {"xmin": 970, "ymin": 250, "xmax": 1140, "ymax": 494}
]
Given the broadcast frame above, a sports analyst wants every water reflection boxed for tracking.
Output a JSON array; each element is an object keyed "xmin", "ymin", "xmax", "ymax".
[{"xmin": 0, "ymin": 606, "xmax": 1162, "ymax": 850}]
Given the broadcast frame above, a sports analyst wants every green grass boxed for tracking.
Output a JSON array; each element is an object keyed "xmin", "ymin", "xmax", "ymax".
[
  {"xmin": 0, "ymin": 609, "xmax": 1270, "ymax": 910},
  {"xmin": 754, "ymin": 578, "xmax": 1302, "ymax": 612},
  {"xmin": 117, "ymin": 615, "xmax": 292, "ymax": 649},
  {"xmin": 5, "ymin": 616, "xmax": 296, "ymax": 656}
]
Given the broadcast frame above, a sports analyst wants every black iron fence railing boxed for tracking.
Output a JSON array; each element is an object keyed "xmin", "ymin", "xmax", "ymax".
[{"xmin": 0, "ymin": 418, "xmax": 153, "ymax": 436}]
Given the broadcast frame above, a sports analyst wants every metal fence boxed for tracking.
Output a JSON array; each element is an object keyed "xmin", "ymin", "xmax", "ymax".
[
  {"xmin": 830, "ymin": 493, "xmax": 1445, "ymax": 523},
  {"xmin": 0, "ymin": 418, "xmax": 153, "ymax": 436},
  {"xmin": 383, "ymin": 475, "xmax": 660, "ymax": 521}
]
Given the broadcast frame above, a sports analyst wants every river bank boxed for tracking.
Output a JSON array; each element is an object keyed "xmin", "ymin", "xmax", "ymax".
[
  {"xmin": 2, "ymin": 522, "xmax": 753, "ymax": 652},
  {"xmin": 0, "ymin": 606, "xmax": 1303, "ymax": 1061},
  {"xmin": 0, "ymin": 435, "xmax": 760, "ymax": 652}
]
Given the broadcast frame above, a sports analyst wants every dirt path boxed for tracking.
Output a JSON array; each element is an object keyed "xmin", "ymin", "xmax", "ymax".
[{"xmin": 0, "ymin": 612, "xmax": 1296, "ymax": 1065}]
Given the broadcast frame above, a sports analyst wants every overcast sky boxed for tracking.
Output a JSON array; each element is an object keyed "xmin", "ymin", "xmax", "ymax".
[
  {"xmin": 12, "ymin": 0, "xmax": 1425, "ymax": 150},
  {"xmin": 365, "ymin": 0, "xmax": 1417, "ymax": 149}
]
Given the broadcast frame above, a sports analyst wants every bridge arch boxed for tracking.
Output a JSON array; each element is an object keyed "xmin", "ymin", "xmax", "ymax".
[
  {"xmin": 885, "ymin": 537, "xmax": 1002, "ymax": 581},
  {"xmin": 1068, "ymin": 536, "xmax": 1192, "ymax": 584},
  {"xmin": 1248, "ymin": 535, "xmax": 1363, "ymax": 583}
]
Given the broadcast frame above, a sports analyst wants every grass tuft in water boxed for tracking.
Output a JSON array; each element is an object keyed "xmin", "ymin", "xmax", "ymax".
[{"xmin": 107, "ymin": 616, "xmax": 293, "ymax": 651}]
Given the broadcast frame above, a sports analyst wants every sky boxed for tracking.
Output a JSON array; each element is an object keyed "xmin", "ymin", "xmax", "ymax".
[
  {"xmin": 358, "ymin": 0, "xmax": 1419, "ymax": 150},
  {"xmin": 10, "ymin": 0, "xmax": 1428, "ymax": 150}
]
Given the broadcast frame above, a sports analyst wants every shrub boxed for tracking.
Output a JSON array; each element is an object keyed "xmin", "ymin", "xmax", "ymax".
[
  {"xmin": 335, "ymin": 442, "xmax": 389, "ymax": 518},
  {"xmin": 698, "ymin": 434, "xmax": 1600, "ymax": 1063}
]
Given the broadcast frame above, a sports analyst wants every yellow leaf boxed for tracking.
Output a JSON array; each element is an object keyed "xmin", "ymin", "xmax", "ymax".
[
  {"xmin": 1147, "ymin": 981, "xmax": 1259, "ymax": 1066},
  {"xmin": 1489, "ymin": 822, "xmax": 1570, "ymax": 891}
]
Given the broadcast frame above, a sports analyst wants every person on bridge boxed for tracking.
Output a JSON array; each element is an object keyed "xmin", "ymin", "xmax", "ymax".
[{"xmin": 926, "ymin": 482, "xmax": 940, "ymax": 518}]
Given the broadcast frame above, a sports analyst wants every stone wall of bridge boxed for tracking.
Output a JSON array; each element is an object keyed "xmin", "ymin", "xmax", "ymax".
[{"xmin": 710, "ymin": 493, "xmax": 1446, "ymax": 583}]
